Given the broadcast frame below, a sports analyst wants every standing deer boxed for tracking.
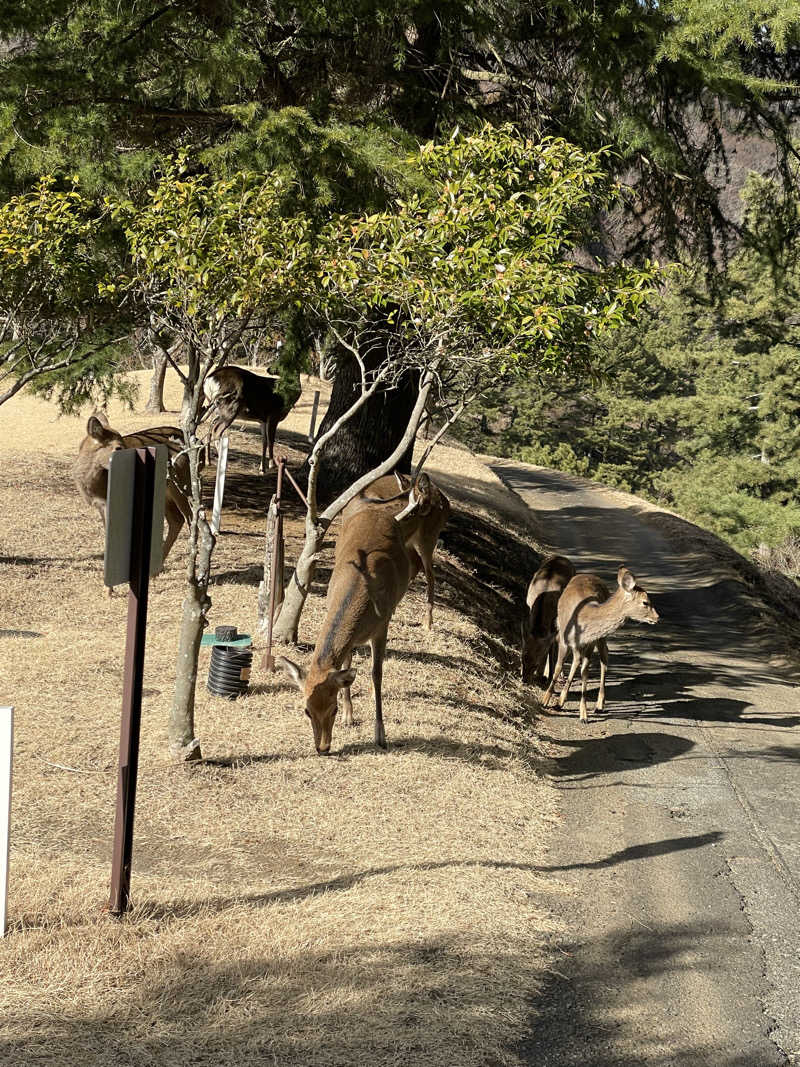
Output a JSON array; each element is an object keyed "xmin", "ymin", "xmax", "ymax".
[
  {"xmin": 278, "ymin": 487, "xmax": 441, "ymax": 755},
  {"xmin": 521, "ymin": 554, "xmax": 576, "ymax": 684},
  {"xmin": 202, "ymin": 366, "xmax": 300, "ymax": 474},
  {"xmin": 342, "ymin": 471, "xmax": 451, "ymax": 629},
  {"xmin": 73, "ymin": 414, "xmax": 197, "ymax": 561},
  {"xmin": 542, "ymin": 565, "xmax": 659, "ymax": 722}
]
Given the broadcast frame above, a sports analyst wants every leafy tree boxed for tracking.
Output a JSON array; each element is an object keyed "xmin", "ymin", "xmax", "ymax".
[
  {"xmin": 460, "ymin": 174, "xmax": 800, "ymax": 562},
  {"xmin": 272, "ymin": 125, "xmax": 658, "ymax": 641},
  {"xmin": 110, "ymin": 161, "xmax": 314, "ymax": 759},
  {"xmin": 0, "ymin": 178, "xmax": 133, "ymax": 408}
]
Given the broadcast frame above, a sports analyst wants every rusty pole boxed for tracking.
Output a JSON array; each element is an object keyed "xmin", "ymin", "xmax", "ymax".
[{"xmin": 109, "ymin": 448, "xmax": 155, "ymax": 917}]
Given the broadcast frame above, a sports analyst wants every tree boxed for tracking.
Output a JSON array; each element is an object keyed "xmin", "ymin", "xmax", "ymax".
[
  {"xmin": 0, "ymin": 179, "xmax": 130, "ymax": 410},
  {"xmin": 111, "ymin": 161, "xmax": 314, "ymax": 759},
  {"xmin": 272, "ymin": 125, "xmax": 658, "ymax": 641},
  {"xmin": 458, "ymin": 173, "xmax": 800, "ymax": 561}
]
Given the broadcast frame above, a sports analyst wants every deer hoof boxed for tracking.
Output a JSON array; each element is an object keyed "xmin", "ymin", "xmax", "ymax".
[{"xmin": 375, "ymin": 722, "xmax": 387, "ymax": 749}]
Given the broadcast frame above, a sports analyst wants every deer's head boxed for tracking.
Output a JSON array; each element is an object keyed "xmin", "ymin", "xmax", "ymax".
[
  {"xmin": 618, "ymin": 566, "xmax": 659, "ymax": 625},
  {"xmin": 278, "ymin": 657, "xmax": 357, "ymax": 755}
]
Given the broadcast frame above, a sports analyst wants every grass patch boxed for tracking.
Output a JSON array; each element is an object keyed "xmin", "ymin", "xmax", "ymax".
[{"xmin": 0, "ymin": 370, "xmax": 564, "ymax": 1066}]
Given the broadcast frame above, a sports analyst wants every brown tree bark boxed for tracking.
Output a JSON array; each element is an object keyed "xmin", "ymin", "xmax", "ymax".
[
  {"xmin": 145, "ymin": 344, "xmax": 169, "ymax": 413},
  {"xmin": 305, "ymin": 342, "xmax": 419, "ymax": 506}
]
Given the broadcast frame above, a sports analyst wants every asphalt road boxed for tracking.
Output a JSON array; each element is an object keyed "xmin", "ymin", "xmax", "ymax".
[{"xmin": 491, "ymin": 461, "xmax": 800, "ymax": 1067}]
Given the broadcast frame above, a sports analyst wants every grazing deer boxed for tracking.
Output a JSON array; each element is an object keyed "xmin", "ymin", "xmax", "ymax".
[
  {"xmin": 342, "ymin": 471, "xmax": 451, "ymax": 629},
  {"xmin": 278, "ymin": 498, "xmax": 432, "ymax": 755},
  {"xmin": 202, "ymin": 366, "xmax": 300, "ymax": 474},
  {"xmin": 73, "ymin": 414, "xmax": 196, "ymax": 561},
  {"xmin": 542, "ymin": 565, "xmax": 659, "ymax": 722},
  {"xmin": 521, "ymin": 554, "xmax": 576, "ymax": 684}
]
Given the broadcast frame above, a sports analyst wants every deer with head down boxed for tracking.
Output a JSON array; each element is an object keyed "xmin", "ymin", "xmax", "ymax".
[
  {"xmin": 542, "ymin": 565, "xmax": 659, "ymax": 722},
  {"xmin": 278, "ymin": 473, "xmax": 447, "ymax": 755},
  {"xmin": 521, "ymin": 554, "xmax": 576, "ymax": 684},
  {"xmin": 202, "ymin": 365, "xmax": 300, "ymax": 474},
  {"xmin": 342, "ymin": 471, "xmax": 451, "ymax": 629},
  {"xmin": 73, "ymin": 413, "xmax": 197, "ymax": 562}
]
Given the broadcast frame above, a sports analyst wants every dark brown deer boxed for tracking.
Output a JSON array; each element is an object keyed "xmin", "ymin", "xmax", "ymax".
[
  {"xmin": 73, "ymin": 414, "xmax": 195, "ymax": 561},
  {"xmin": 279, "ymin": 500, "xmax": 424, "ymax": 755},
  {"xmin": 202, "ymin": 366, "xmax": 299, "ymax": 474},
  {"xmin": 542, "ymin": 566, "xmax": 659, "ymax": 722},
  {"xmin": 342, "ymin": 471, "xmax": 451, "ymax": 629},
  {"xmin": 521, "ymin": 554, "xmax": 576, "ymax": 684}
]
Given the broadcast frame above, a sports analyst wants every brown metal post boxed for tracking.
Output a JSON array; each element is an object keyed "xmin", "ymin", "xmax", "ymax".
[
  {"xmin": 262, "ymin": 458, "xmax": 285, "ymax": 672},
  {"xmin": 109, "ymin": 448, "xmax": 155, "ymax": 916}
]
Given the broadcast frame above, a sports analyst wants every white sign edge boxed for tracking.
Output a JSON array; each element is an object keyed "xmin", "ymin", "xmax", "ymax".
[{"xmin": 0, "ymin": 706, "xmax": 13, "ymax": 937}]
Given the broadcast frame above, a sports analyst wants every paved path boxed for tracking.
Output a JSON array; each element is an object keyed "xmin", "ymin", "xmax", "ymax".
[{"xmin": 491, "ymin": 461, "xmax": 800, "ymax": 1067}]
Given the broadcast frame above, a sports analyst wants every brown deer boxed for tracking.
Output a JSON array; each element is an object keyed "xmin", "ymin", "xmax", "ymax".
[
  {"xmin": 342, "ymin": 471, "xmax": 451, "ymax": 629},
  {"xmin": 73, "ymin": 414, "xmax": 195, "ymax": 561},
  {"xmin": 521, "ymin": 554, "xmax": 576, "ymax": 684},
  {"xmin": 542, "ymin": 565, "xmax": 659, "ymax": 722},
  {"xmin": 278, "ymin": 497, "xmax": 432, "ymax": 755},
  {"xmin": 202, "ymin": 366, "xmax": 300, "ymax": 474}
]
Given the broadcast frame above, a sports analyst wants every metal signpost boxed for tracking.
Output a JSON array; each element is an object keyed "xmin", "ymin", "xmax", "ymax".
[
  {"xmin": 106, "ymin": 446, "xmax": 166, "ymax": 916},
  {"xmin": 0, "ymin": 706, "xmax": 13, "ymax": 937}
]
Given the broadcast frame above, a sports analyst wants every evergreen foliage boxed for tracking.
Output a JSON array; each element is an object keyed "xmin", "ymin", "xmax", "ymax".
[{"xmin": 458, "ymin": 178, "xmax": 800, "ymax": 562}]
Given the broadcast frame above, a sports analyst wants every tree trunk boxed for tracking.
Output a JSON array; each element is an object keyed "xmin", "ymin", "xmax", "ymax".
[
  {"xmin": 145, "ymin": 345, "xmax": 169, "ymax": 413},
  {"xmin": 306, "ymin": 345, "xmax": 419, "ymax": 506},
  {"xmin": 169, "ymin": 353, "xmax": 210, "ymax": 762},
  {"xmin": 273, "ymin": 370, "xmax": 433, "ymax": 645}
]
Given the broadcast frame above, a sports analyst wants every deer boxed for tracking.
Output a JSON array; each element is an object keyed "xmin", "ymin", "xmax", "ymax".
[
  {"xmin": 541, "ymin": 565, "xmax": 659, "ymax": 722},
  {"xmin": 202, "ymin": 365, "xmax": 300, "ymax": 474},
  {"xmin": 73, "ymin": 414, "xmax": 196, "ymax": 562},
  {"xmin": 342, "ymin": 471, "xmax": 451, "ymax": 629},
  {"xmin": 278, "ymin": 485, "xmax": 441, "ymax": 755},
  {"xmin": 521, "ymin": 554, "xmax": 576, "ymax": 684}
]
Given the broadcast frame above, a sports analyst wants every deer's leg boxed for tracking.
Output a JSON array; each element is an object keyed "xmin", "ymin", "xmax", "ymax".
[
  {"xmin": 578, "ymin": 648, "xmax": 594, "ymax": 723},
  {"xmin": 370, "ymin": 628, "xmax": 388, "ymax": 749},
  {"xmin": 557, "ymin": 649, "xmax": 581, "ymax": 709},
  {"xmin": 162, "ymin": 498, "xmax": 185, "ymax": 562},
  {"xmin": 341, "ymin": 652, "xmax": 355, "ymax": 727},
  {"xmin": 259, "ymin": 421, "xmax": 268, "ymax": 474},
  {"xmin": 266, "ymin": 414, "xmax": 279, "ymax": 472},
  {"xmin": 542, "ymin": 638, "xmax": 568, "ymax": 707},
  {"xmin": 596, "ymin": 639, "xmax": 608, "ymax": 713},
  {"xmin": 423, "ymin": 555, "xmax": 435, "ymax": 630}
]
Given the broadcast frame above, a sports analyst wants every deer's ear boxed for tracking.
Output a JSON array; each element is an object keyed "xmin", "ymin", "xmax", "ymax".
[
  {"xmin": 277, "ymin": 656, "xmax": 306, "ymax": 690},
  {"xmin": 329, "ymin": 667, "xmax": 357, "ymax": 689},
  {"xmin": 618, "ymin": 566, "xmax": 636, "ymax": 593},
  {"xmin": 87, "ymin": 415, "xmax": 113, "ymax": 442}
]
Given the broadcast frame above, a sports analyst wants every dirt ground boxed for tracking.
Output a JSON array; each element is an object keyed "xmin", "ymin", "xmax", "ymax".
[{"xmin": 0, "ymin": 369, "xmax": 565, "ymax": 1066}]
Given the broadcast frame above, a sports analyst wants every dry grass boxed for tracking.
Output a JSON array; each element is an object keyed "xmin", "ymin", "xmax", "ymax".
[{"xmin": 0, "ymin": 369, "xmax": 563, "ymax": 1066}]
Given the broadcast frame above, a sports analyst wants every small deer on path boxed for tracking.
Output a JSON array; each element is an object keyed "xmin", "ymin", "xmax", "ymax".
[
  {"xmin": 73, "ymin": 414, "xmax": 196, "ymax": 561},
  {"xmin": 521, "ymin": 554, "xmax": 576, "ymax": 684},
  {"xmin": 278, "ymin": 475, "xmax": 447, "ymax": 754},
  {"xmin": 202, "ymin": 365, "xmax": 300, "ymax": 474},
  {"xmin": 542, "ymin": 565, "xmax": 659, "ymax": 722},
  {"xmin": 342, "ymin": 471, "xmax": 451, "ymax": 629}
]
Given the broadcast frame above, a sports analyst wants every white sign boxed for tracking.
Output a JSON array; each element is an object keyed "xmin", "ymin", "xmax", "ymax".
[
  {"xmin": 104, "ymin": 447, "xmax": 167, "ymax": 587},
  {"xmin": 0, "ymin": 706, "xmax": 13, "ymax": 937},
  {"xmin": 210, "ymin": 434, "xmax": 230, "ymax": 536}
]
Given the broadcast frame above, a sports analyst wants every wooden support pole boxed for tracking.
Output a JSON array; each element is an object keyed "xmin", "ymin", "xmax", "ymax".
[
  {"xmin": 109, "ymin": 448, "xmax": 156, "ymax": 917},
  {"xmin": 210, "ymin": 433, "xmax": 229, "ymax": 536},
  {"xmin": 259, "ymin": 458, "xmax": 285, "ymax": 671}
]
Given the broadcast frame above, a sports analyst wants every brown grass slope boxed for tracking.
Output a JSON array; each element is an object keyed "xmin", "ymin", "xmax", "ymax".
[{"xmin": 0, "ymin": 372, "xmax": 565, "ymax": 1067}]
